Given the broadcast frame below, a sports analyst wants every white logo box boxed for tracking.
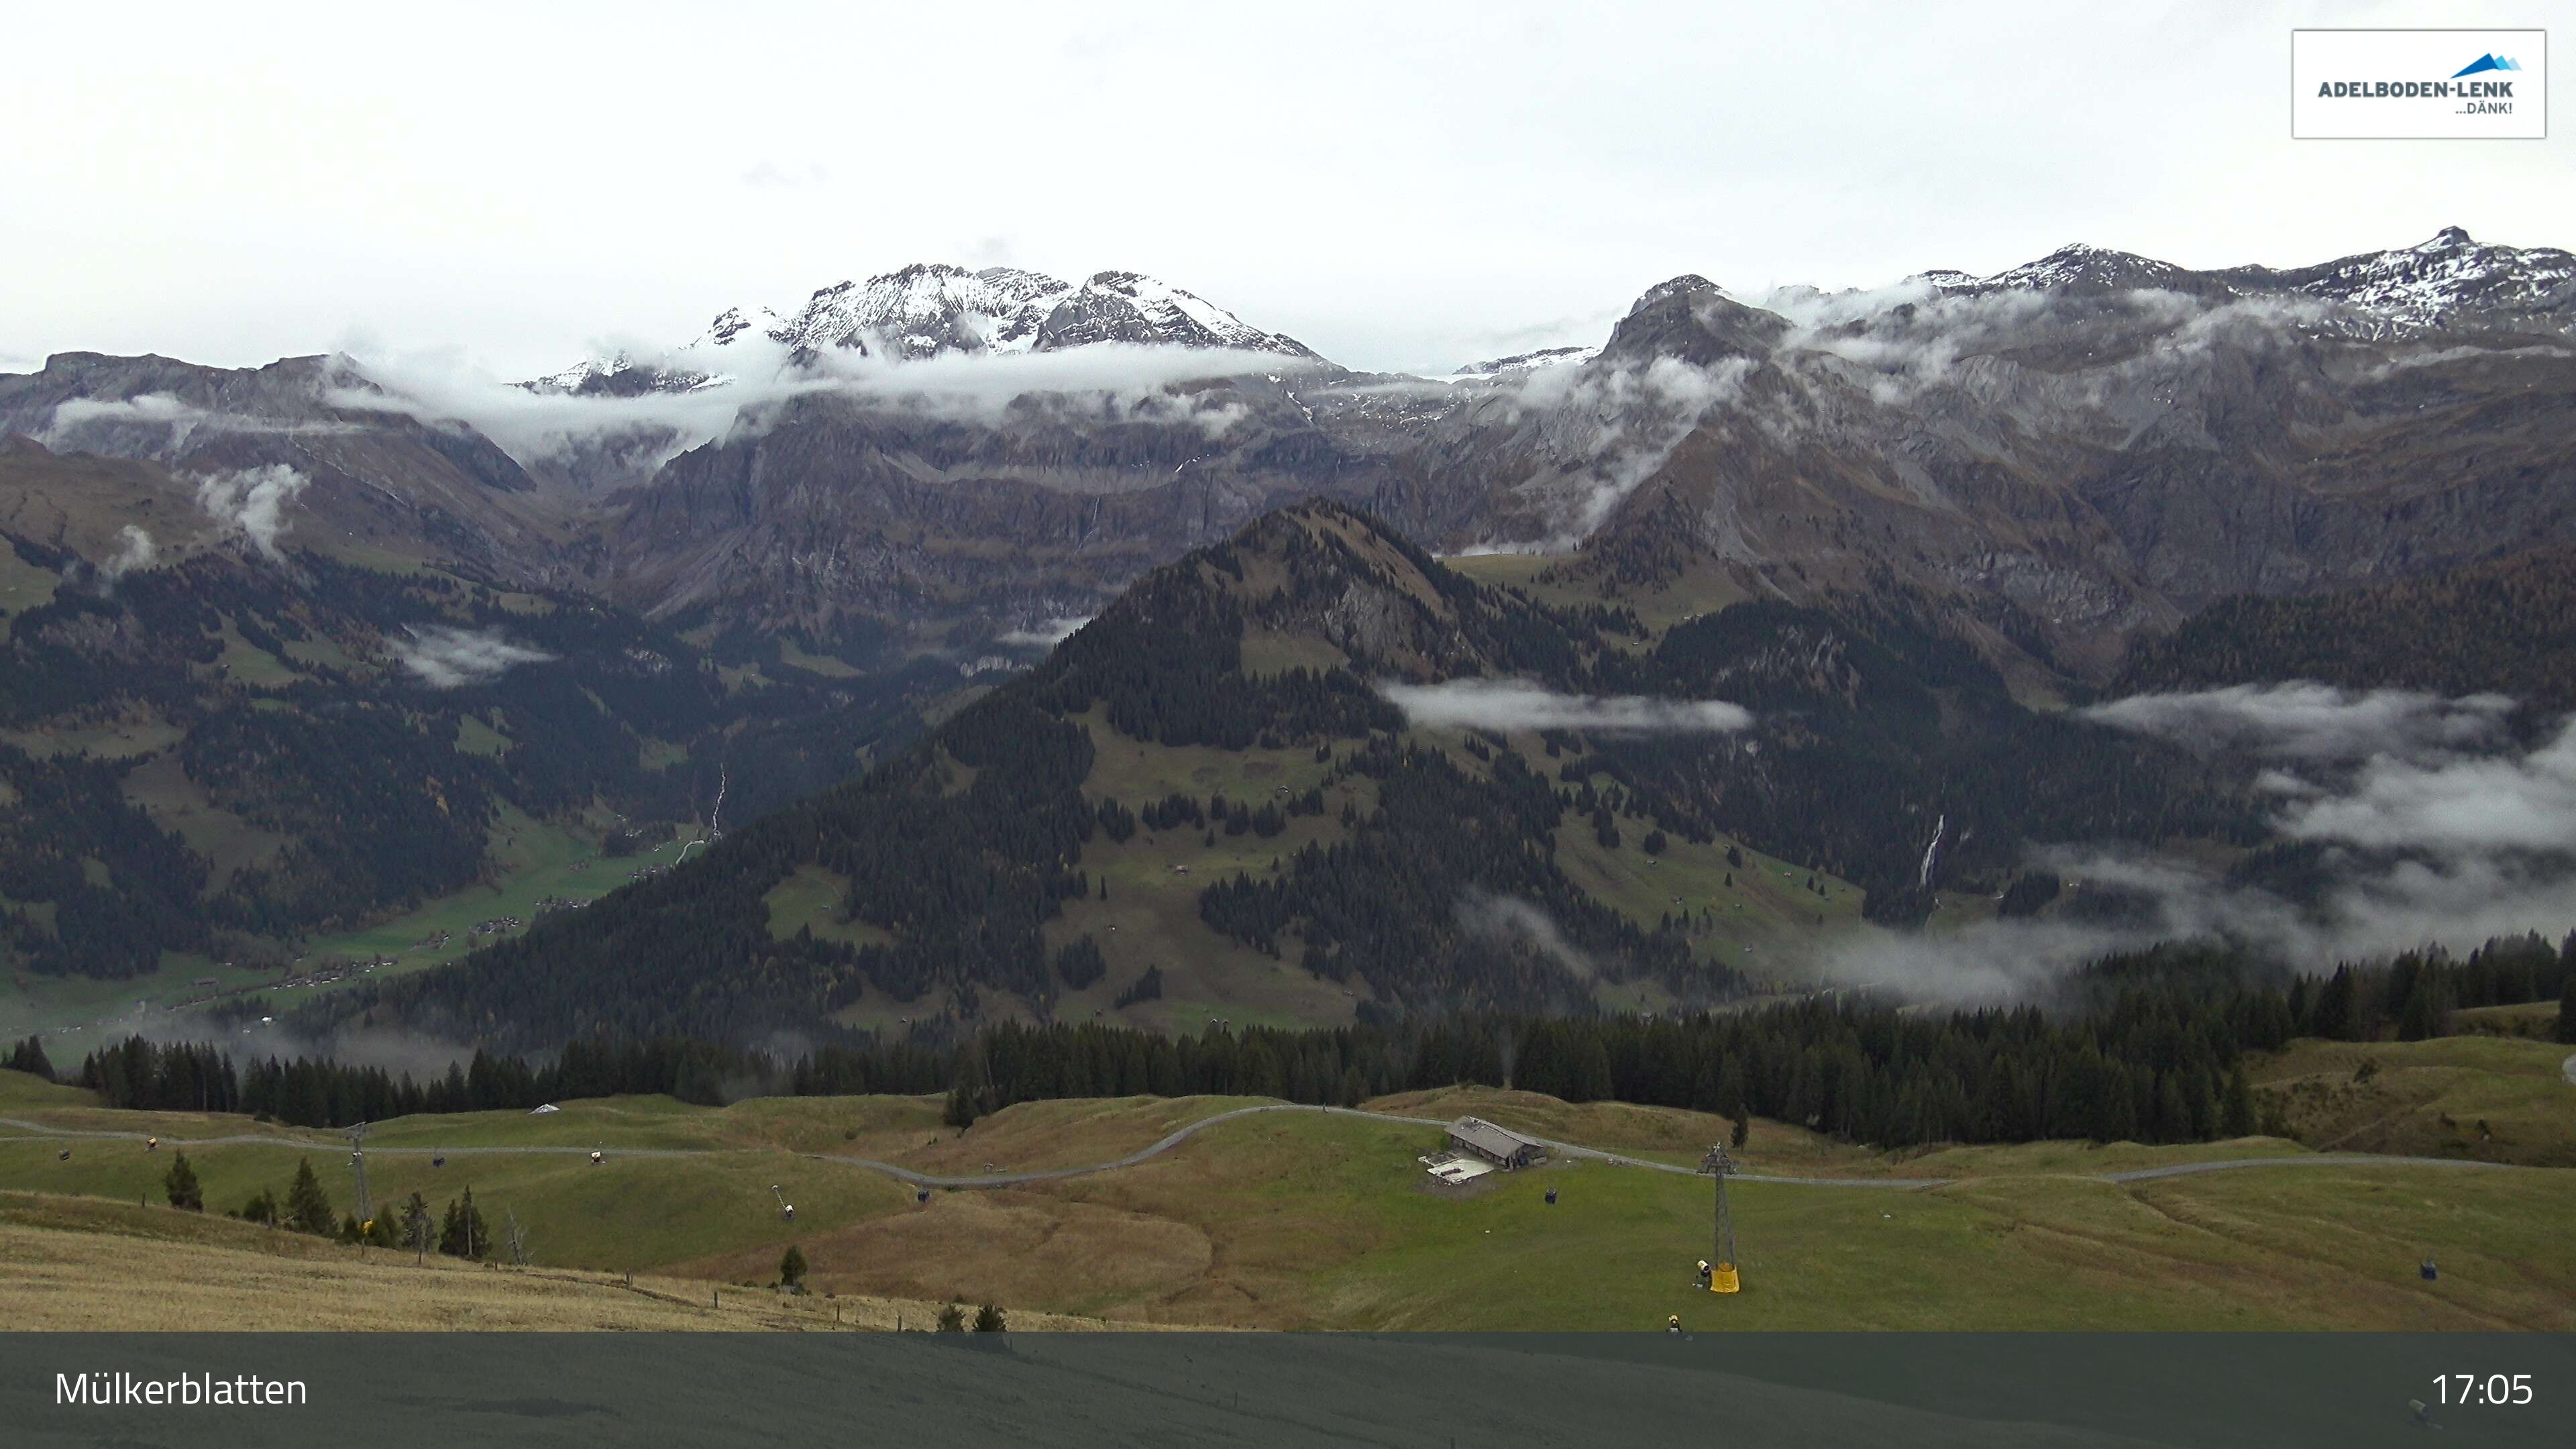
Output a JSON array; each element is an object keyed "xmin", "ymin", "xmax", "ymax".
[{"xmin": 2294, "ymin": 30, "xmax": 2546, "ymax": 139}]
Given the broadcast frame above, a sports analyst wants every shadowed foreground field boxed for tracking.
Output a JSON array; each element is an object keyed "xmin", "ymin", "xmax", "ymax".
[{"xmin": 0, "ymin": 1194, "xmax": 1135, "ymax": 1332}]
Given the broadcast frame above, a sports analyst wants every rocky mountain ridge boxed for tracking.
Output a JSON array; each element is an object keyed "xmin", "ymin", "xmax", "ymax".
[{"xmin": 11, "ymin": 229, "xmax": 2574, "ymax": 688}]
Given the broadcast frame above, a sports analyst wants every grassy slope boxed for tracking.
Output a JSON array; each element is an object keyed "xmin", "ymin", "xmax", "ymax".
[
  {"xmin": 847, "ymin": 1114, "xmax": 2575, "ymax": 1330},
  {"xmin": 2249, "ymin": 1034, "xmax": 2576, "ymax": 1167},
  {"xmin": 764, "ymin": 865, "xmax": 894, "ymax": 950},
  {"xmin": 2453, "ymin": 1001, "xmax": 2564, "ymax": 1040},
  {"xmin": 0, "ymin": 549, "xmax": 58, "ymax": 617},
  {"xmin": 0, "ymin": 1193, "xmax": 1132, "ymax": 1332},
  {"xmin": 3, "ymin": 1054, "xmax": 2567, "ymax": 1332},
  {"xmin": 1444, "ymin": 551, "xmax": 1754, "ymax": 637}
]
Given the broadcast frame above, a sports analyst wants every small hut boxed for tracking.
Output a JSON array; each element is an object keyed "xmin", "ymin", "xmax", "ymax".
[{"xmin": 1445, "ymin": 1117, "xmax": 1548, "ymax": 1170}]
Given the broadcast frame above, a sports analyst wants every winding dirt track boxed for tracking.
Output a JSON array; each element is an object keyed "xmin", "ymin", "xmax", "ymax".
[{"xmin": 2, "ymin": 1104, "xmax": 2538, "ymax": 1192}]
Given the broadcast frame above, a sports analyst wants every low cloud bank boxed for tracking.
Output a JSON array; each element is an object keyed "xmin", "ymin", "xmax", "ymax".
[
  {"xmin": 395, "ymin": 625, "xmax": 557, "ymax": 689},
  {"xmin": 331, "ymin": 339, "xmax": 1301, "ymax": 474},
  {"xmin": 1379, "ymin": 678, "xmax": 1752, "ymax": 735},
  {"xmin": 2275, "ymin": 718, "xmax": 2576, "ymax": 855},
  {"xmin": 40, "ymin": 393, "xmax": 364, "ymax": 453},
  {"xmin": 2080, "ymin": 682, "xmax": 2514, "ymax": 761},
  {"xmin": 1829, "ymin": 683, "xmax": 2576, "ymax": 1003}
]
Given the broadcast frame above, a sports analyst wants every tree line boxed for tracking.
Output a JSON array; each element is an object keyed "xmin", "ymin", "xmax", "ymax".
[{"xmin": 33, "ymin": 932, "xmax": 2571, "ymax": 1148}]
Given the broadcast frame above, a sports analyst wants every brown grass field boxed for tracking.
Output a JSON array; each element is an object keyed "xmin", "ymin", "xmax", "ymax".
[{"xmin": 0, "ymin": 1192, "xmax": 1138, "ymax": 1332}]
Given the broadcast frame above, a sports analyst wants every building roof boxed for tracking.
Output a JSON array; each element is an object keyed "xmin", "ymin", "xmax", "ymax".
[{"xmin": 1448, "ymin": 1116, "xmax": 1543, "ymax": 1159}]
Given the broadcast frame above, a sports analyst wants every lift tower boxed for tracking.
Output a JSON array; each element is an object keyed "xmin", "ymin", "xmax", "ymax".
[
  {"xmin": 345, "ymin": 1122, "xmax": 372, "ymax": 1225},
  {"xmin": 1697, "ymin": 1144, "xmax": 1741, "ymax": 1293}
]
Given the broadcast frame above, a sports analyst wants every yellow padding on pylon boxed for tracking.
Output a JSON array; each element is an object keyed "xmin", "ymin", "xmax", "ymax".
[{"xmin": 1709, "ymin": 1263, "xmax": 1739, "ymax": 1293}]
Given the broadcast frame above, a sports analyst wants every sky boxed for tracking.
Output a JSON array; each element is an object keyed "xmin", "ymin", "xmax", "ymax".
[{"xmin": 4, "ymin": 1, "xmax": 2568, "ymax": 378}]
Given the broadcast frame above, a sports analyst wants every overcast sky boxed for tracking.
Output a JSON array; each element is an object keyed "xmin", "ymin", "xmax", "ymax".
[{"xmin": 5, "ymin": 1, "xmax": 2567, "ymax": 378}]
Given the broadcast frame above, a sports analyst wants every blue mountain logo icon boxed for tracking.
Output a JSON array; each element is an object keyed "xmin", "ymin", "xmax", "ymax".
[{"xmin": 2451, "ymin": 54, "xmax": 2524, "ymax": 78}]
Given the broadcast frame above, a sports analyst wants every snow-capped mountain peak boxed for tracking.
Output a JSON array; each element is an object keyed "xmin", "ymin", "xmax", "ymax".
[
  {"xmin": 1627, "ymin": 275, "xmax": 1720, "ymax": 317},
  {"xmin": 1911, "ymin": 229, "xmax": 2575, "ymax": 334},
  {"xmin": 759, "ymin": 264, "xmax": 1074, "ymax": 360},
  {"xmin": 2265, "ymin": 227, "xmax": 2576, "ymax": 329},
  {"xmin": 529, "ymin": 263, "xmax": 1318, "ymax": 391},
  {"xmin": 1929, "ymin": 243, "xmax": 2196, "ymax": 297},
  {"xmin": 698, "ymin": 306, "xmax": 773, "ymax": 349},
  {"xmin": 1034, "ymin": 271, "xmax": 1318, "ymax": 357},
  {"xmin": 1448, "ymin": 345, "xmax": 1601, "ymax": 381}
]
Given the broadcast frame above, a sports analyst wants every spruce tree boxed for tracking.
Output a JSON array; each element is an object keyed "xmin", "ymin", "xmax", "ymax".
[
  {"xmin": 2397, "ymin": 977, "xmax": 2451, "ymax": 1041},
  {"xmin": 5, "ymin": 1034, "xmax": 52, "ymax": 1080},
  {"xmin": 2557, "ymin": 975, "xmax": 2576, "ymax": 1045},
  {"xmin": 439, "ymin": 1189, "xmax": 490, "ymax": 1259},
  {"xmin": 779, "ymin": 1244, "xmax": 808, "ymax": 1289},
  {"xmin": 284, "ymin": 1157, "xmax": 335, "ymax": 1236},
  {"xmin": 935, "ymin": 1300, "xmax": 966, "ymax": 1332},
  {"xmin": 400, "ymin": 1191, "xmax": 435, "ymax": 1265},
  {"xmin": 2222, "ymin": 1063, "xmax": 2255, "ymax": 1138},
  {"xmin": 2310, "ymin": 967, "xmax": 2358, "ymax": 1041},
  {"xmin": 973, "ymin": 1303, "xmax": 1006, "ymax": 1332},
  {"xmin": 163, "ymin": 1150, "xmax": 203, "ymax": 1212},
  {"xmin": 945, "ymin": 1050, "xmax": 988, "ymax": 1130}
]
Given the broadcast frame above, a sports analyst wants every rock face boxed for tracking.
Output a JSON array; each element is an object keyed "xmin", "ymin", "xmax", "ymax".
[
  {"xmin": 591, "ymin": 369, "xmax": 1428, "ymax": 629},
  {"xmin": 17, "ymin": 231, "xmax": 2576, "ymax": 681},
  {"xmin": 0, "ymin": 352, "xmax": 575, "ymax": 585},
  {"xmin": 553, "ymin": 231, "xmax": 2576, "ymax": 682},
  {"xmin": 1523, "ymin": 238, "xmax": 2576, "ymax": 675}
]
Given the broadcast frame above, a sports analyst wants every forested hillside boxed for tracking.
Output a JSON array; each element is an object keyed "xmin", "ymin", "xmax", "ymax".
[
  {"xmin": 313, "ymin": 500, "xmax": 2261, "ymax": 1052},
  {"xmin": 2116, "ymin": 543, "xmax": 2576, "ymax": 715},
  {"xmin": 0, "ymin": 445, "xmax": 941, "ymax": 982},
  {"xmin": 68, "ymin": 932, "xmax": 2576, "ymax": 1150}
]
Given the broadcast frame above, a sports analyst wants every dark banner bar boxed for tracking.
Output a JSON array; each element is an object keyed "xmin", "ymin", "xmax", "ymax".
[{"xmin": 5, "ymin": 1333, "xmax": 2568, "ymax": 1448}]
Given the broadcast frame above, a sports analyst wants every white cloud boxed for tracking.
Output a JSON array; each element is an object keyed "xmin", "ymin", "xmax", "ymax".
[
  {"xmin": 1379, "ymin": 678, "xmax": 1752, "ymax": 734},
  {"xmin": 41, "ymin": 392, "xmax": 362, "ymax": 452},
  {"xmin": 2079, "ymin": 682, "xmax": 2515, "ymax": 761},
  {"xmin": 997, "ymin": 616, "xmax": 1092, "ymax": 648},
  {"xmin": 102, "ymin": 525, "xmax": 156, "ymax": 581},
  {"xmin": 1832, "ymin": 689, "xmax": 2576, "ymax": 1004},
  {"xmin": 329, "ymin": 340, "xmax": 1305, "ymax": 472},
  {"xmin": 2277, "ymin": 719, "xmax": 2576, "ymax": 855},
  {"xmin": 394, "ymin": 625, "xmax": 557, "ymax": 689},
  {"xmin": 1465, "ymin": 351, "xmax": 1755, "ymax": 546},
  {"xmin": 2366, "ymin": 342, "xmax": 2573, "ymax": 376},
  {"xmin": 193, "ymin": 464, "xmax": 310, "ymax": 560},
  {"xmin": 1456, "ymin": 888, "xmax": 1595, "ymax": 980}
]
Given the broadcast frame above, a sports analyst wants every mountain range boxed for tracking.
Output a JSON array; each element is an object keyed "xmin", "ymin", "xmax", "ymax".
[
  {"xmin": 7, "ymin": 227, "xmax": 2576, "ymax": 1040},
  {"xmin": 14, "ymin": 226, "xmax": 2569, "ymax": 672}
]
